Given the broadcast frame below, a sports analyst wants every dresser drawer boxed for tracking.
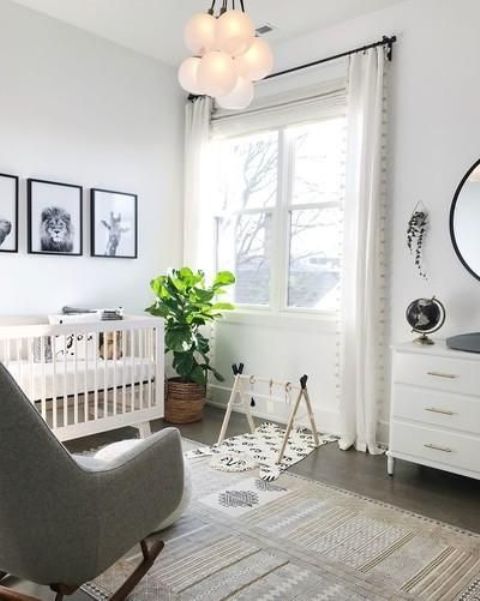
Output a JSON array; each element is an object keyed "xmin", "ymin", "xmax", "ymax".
[
  {"xmin": 392, "ymin": 384, "xmax": 480, "ymax": 435},
  {"xmin": 394, "ymin": 352, "xmax": 480, "ymax": 396},
  {"xmin": 390, "ymin": 421, "xmax": 480, "ymax": 474}
]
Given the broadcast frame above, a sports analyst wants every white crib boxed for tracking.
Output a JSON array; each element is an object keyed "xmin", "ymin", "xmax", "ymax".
[{"xmin": 0, "ymin": 315, "xmax": 164, "ymax": 441}]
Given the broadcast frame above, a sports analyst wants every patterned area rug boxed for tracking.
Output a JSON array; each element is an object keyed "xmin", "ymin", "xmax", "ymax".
[
  {"xmin": 83, "ymin": 441, "xmax": 480, "ymax": 601},
  {"xmin": 185, "ymin": 422, "xmax": 336, "ymax": 481}
]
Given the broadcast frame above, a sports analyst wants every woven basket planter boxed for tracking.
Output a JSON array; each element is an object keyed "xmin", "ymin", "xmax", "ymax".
[{"xmin": 165, "ymin": 378, "xmax": 206, "ymax": 424}]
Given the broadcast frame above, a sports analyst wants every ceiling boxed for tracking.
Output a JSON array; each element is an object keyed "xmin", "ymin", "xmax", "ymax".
[{"xmin": 11, "ymin": 0, "xmax": 404, "ymax": 66}]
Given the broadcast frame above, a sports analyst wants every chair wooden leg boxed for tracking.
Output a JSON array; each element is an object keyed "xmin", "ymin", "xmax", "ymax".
[
  {"xmin": 49, "ymin": 584, "xmax": 78, "ymax": 601},
  {"xmin": 109, "ymin": 539, "xmax": 164, "ymax": 601},
  {"xmin": 0, "ymin": 586, "xmax": 42, "ymax": 601},
  {"xmin": 0, "ymin": 539, "xmax": 164, "ymax": 601}
]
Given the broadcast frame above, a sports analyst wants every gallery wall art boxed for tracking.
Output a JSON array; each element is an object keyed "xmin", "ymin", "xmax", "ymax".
[
  {"xmin": 28, "ymin": 179, "xmax": 83, "ymax": 256},
  {"xmin": 91, "ymin": 188, "xmax": 138, "ymax": 259},
  {"xmin": 0, "ymin": 173, "xmax": 19, "ymax": 253},
  {"xmin": 0, "ymin": 174, "xmax": 139, "ymax": 259}
]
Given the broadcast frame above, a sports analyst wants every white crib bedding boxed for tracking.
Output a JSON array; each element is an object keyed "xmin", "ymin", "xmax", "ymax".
[{"xmin": 6, "ymin": 357, "xmax": 155, "ymax": 402}]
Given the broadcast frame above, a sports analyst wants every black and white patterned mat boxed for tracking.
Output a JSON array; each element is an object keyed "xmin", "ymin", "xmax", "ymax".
[{"xmin": 185, "ymin": 422, "xmax": 336, "ymax": 481}]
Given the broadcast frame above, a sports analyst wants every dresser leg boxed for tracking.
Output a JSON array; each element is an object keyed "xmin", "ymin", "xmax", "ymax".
[{"xmin": 387, "ymin": 455, "xmax": 395, "ymax": 476}]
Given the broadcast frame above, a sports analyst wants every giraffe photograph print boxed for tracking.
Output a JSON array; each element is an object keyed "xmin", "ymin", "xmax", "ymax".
[{"xmin": 90, "ymin": 188, "xmax": 138, "ymax": 259}]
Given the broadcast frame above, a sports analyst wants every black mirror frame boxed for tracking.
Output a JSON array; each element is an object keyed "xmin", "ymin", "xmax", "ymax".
[{"xmin": 450, "ymin": 157, "xmax": 480, "ymax": 282}]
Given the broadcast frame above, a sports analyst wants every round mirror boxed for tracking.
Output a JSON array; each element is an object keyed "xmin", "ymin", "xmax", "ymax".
[{"xmin": 450, "ymin": 159, "xmax": 480, "ymax": 280}]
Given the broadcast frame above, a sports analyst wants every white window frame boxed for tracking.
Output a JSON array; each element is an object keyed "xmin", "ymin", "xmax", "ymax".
[{"xmin": 213, "ymin": 112, "xmax": 345, "ymax": 317}]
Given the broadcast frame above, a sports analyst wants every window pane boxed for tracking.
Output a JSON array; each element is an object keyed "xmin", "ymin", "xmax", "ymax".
[
  {"xmin": 217, "ymin": 212, "xmax": 272, "ymax": 306},
  {"xmin": 288, "ymin": 207, "xmax": 341, "ymax": 310},
  {"xmin": 290, "ymin": 118, "xmax": 345, "ymax": 206},
  {"xmin": 215, "ymin": 131, "xmax": 278, "ymax": 212}
]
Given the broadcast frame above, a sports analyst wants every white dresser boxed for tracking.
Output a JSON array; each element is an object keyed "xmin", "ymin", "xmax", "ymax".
[{"xmin": 388, "ymin": 341, "xmax": 480, "ymax": 480}]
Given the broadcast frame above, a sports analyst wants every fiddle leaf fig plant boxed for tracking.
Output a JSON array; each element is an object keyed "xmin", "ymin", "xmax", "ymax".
[{"xmin": 146, "ymin": 267, "xmax": 235, "ymax": 386}]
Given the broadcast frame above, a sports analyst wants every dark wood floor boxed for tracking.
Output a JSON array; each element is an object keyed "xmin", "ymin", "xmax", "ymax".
[{"xmin": 9, "ymin": 405, "xmax": 480, "ymax": 600}]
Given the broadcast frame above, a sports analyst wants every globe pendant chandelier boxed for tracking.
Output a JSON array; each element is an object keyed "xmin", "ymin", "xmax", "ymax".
[{"xmin": 178, "ymin": 0, "xmax": 274, "ymax": 110}]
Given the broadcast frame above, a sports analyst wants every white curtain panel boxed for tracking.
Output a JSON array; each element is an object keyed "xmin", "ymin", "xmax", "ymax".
[
  {"xmin": 183, "ymin": 96, "xmax": 214, "ymax": 270},
  {"xmin": 339, "ymin": 48, "xmax": 386, "ymax": 454}
]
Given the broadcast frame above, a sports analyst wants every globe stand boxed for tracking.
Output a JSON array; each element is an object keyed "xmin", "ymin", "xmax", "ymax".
[
  {"xmin": 413, "ymin": 333, "xmax": 435, "ymax": 345},
  {"xmin": 406, "ymin": 297, "xmax": 446, "ymax": 348}
]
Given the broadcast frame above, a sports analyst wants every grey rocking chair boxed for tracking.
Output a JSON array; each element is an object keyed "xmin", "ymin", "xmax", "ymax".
[{"xmin": 0, "ymin": 363, "xmax": 185, "ymax": 601}]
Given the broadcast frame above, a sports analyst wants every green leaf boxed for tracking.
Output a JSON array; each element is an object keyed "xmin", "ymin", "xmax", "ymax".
[
  {"xmin": 195, "ymin": 332, "xmax": 210, "ymax": 354},
  {"xmin": 194, "ymin": 288, "xmax": 215, "ymax": 302},
  {"xmin": 173, "ymin": 352, "xmax": 194, "ymax": 378},
  {"xmin": 213, "ymin": 271, "xmax": 236, "ymax": 287},
  {"xmin": 145, "ymin": 303, "xmax": 169, "ymax": 318},
  {"xmin": 190, "ymin": 365, "xmax": 207, "ymax": 386},
  {"xmin": 179, "ymin": 267, "xmax": 194, "ymax": 279},
  {"xmin": 212, "ymin": 369, "xmax": 225, "ymax": 382},
  {"xmin": 165, "ymin": 325, "xmax": 192, "ymax": 352},
  {"xmin": 150, "ymin": 276, "xmax": 167, "ymax": 298},
  {"xmin": 170, "ymin": 276, "xmax": 186, "ymax": 292},
  {"xmin": 211, "ymin": 302, "xmax": 235, "ymax": 312}
]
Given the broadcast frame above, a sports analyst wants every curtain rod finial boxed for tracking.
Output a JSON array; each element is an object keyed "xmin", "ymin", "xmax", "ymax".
[{"xmin": 383, "ymin": 35, "xmax": 396, "ymax": 61}]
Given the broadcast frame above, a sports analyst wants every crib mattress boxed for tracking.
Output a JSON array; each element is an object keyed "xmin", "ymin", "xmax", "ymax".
[{"xmin": 6, "ymin": 358, "xmax": 156, "ymax": 401}]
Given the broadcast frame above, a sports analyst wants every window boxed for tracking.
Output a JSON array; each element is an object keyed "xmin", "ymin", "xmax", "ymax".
[{"xmin": 214, "ymin": 116, "xmax": 345, "ymax": 313}]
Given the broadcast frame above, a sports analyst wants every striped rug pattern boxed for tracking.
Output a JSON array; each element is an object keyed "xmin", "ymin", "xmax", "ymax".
[{"xmin": 83, "ymin": 447, "xmax": 480, "ymax": 601}]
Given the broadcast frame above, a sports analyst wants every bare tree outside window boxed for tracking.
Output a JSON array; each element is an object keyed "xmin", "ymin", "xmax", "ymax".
[{"xmin": 214, "ymin": 117, "xmax": 345, "ymax": 310}]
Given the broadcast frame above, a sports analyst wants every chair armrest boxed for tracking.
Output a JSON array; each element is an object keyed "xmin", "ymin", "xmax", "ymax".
[
  {"xmin": 76, "ymin": 428, "xmax": 185, "ymax": 576},
  {"xmin": 76, "ymin": 429, "xmax": 182, "ymax": 474}
]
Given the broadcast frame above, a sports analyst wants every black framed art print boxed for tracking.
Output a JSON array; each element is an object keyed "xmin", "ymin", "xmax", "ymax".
[
  {"xmin": 28, "ymin": 178, "xmax": 83, "ymax": 256},
  {"xmin": 91, "ymin": 188, "xmax": 138, "ymax": 259}
]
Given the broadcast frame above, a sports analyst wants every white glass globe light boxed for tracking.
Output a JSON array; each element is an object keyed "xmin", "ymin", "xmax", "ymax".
[
  {"xmin": 217, "ymin": 76, "xmax": 254, "ymax": 110},
  {"xmin": 198, "ymin": 51, "xmax": 238, "ymax": 97},
  {"xmin": 216, "ymin": 10, "xmax": 255, "ymax": 56},
  {"xmin": 235, "ymin": 38, "xmax": 274, "ymax": 81},
  {"xmin": 184, "ymin": 13, "xmax": 217, "ymax": 55},
  {"xmin": 178, "ymin": 57, "xmax": 204, "ymax": 94}
]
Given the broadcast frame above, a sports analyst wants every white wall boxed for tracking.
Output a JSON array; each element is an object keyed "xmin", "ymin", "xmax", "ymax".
[
  {"xmin": 0, "ymin": 0, "xmax": 184, "ymax": 316},
  {"xmin": 212, "ymin": 313, "xmax": 339, "ymax": 433},
  {"xmin": 213, "ymin": 0, "xmax": 480, "ymax": 439}
]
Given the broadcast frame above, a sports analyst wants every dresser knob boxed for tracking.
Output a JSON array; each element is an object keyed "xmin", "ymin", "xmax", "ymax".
[
  {"xmin": 426, "ymin": 371, "xmax": 458, "ymax": 379},
  {"xmin": 425, "ymin": 407, "xmax": 456, "ymax": 416},
  {"xmin": 424, "ymin": 443, "xmax": 454, "ymax": 453}
]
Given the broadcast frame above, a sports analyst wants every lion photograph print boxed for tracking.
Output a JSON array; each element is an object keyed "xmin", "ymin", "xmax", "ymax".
[
  {"xmin": 28, "ymin": 179, "xmax": 83, "ymax": 256},
  {"xmin": 0, "ymin": 173, "xmax": 19, "ymax": 253}
]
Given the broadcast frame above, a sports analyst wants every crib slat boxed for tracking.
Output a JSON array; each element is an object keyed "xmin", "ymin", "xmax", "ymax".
[
  {"xmin": 104, "ymin": 333, "xmax": 108, "ymax": 418},
  {"xmin": 27, "ymin": 337, "xmax": 34, "ymax": 408},
  {"xmin": 130, "ymin": 329, "xmax": 136, "ymax": 412},
  {"xmin": 63, "ymin": 335, "xmax": 68, "ymax": 427},
  {"xmin": 15, "ymin": 337, "xmax": 21, "ymax": 392},
  {"xmin": 122, "ymin": 330, "xmax": 127, "ymax": 414},
  {"xmin": 147, "ymin": 329, "xmax": 153, "ymax": 408},
  {"xmin": 155, "ymin": 326, "xmax": 162, "ymax": 410},
  {"xmin": 52, "ymin": 336, "xmax": 57, "ymax": 426},
  {"xmin": 144, "ymin": 331, "xmax": 147, "ymax": 407},
  {"xmin": 84, "ymin": 332, "xmax": 89, "ymax": 423},
  {"xmin": 113, "ymin": 330, "xmax": 118, "ymax": 416},
  {"xmin": 40, "ymin": 336, "xmax": 49, "ymax": 427},
  {"xmin": 73, "ymin": 335, "xmax": 79, "ymax": 425},
  {"xmin": 139, "ymin": 329, "xmax": 144, "ymax": 410},
  {"xmin": 94, "ymin": 331, "xmax": 99, "ymax": 421}
]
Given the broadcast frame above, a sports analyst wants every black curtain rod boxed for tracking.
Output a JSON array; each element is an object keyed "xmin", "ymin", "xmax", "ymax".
[
  {"xmin": 266, "ymin": 35, "xmax": 397, "ymax": 81},
  {"xmin": 188, "ymin": 35, "xmax": 397, "ymax": 101}
]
